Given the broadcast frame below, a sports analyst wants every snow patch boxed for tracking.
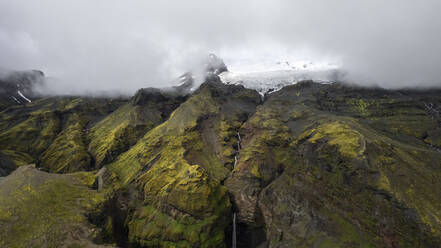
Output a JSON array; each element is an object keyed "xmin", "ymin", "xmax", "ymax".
[
  {"xmin": 219, "ymin": 59, "xmax": 340, "ymax": 95},
  {"xmin": 220, "ymin": 69, "xmax": 338, "ymax": 96},
  {"xmin": 17, "ymin": 90, "xmax": 31, "ymax": 103},
  {"xmin": 11, "ymin": 96, "xmax": 21, "ymax": 104}
]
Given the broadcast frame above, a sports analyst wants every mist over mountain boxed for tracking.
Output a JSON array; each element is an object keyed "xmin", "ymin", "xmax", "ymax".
[
  {"xmin": 2, "ymin": 2, "xmax": 441, "ymax": 248},
  {"xmin": 1, "ymin": 75, "xmax": 441, "ymax": 247},
  {"xmin": 1, "ymin": 0, "xmax": 440, "ymax": 95}
]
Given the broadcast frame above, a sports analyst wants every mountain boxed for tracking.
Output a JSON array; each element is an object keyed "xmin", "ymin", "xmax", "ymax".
[
  {"xmin": 0, "ymin": 70, "xmax": 45, "ymax": 108},
  {"xmin": 0, "ymin": 59, "xmax": 441, "ymax": 247}
]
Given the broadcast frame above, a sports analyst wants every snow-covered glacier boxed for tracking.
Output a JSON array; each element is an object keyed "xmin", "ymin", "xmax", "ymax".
[{"xmin": 219, "ymin": 60, "xmax": 341, "ymax": 96}]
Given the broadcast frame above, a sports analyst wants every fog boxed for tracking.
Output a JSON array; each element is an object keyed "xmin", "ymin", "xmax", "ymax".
[{"xmin": 0, "ymin": 0, "xmax": 440, "ymax": 94}]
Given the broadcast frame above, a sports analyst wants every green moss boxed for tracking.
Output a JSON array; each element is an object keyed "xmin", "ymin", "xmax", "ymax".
[
  {"xmin": 107, "ymin": 86, "xmax": 233, "ymax": 246},
  {"xmin": 377, "ymin": 173, "xmax": 391, "ymax": 191},
  {"xmin": 88, "ymin": 104, "xmax": 156, "ymax": 167},
  {"xmin": 240, "ymin": 136, "xmax": 267, "ymax": 179},
  {"xmin": 136, "ymin": 135, "xmax": 229, "ymax": 216},
  {"xmin": 367, "ymin": 107, "xmax": 437, "ymax": 140},
  {"xmin": 309, "ymin": 121, "xmax": 365, "ymax": 159},
  {"xmin": 0, "ymin": 97, "xmax": 125, "ymax": 173},
  {"xmin": 0, "ymin": 110, "xmax": 60, "ymax": 156},
  {"xmin": 222, "ymin": 147, "xmax": 235, "ymax": 157},
  {"xmin": 166, "ymin": 86, "xmax": 219, "ymax": 134},
  {"xmin": 231, "ymin": 102, "xmax": 295, "ymax": 180},
  {"xmin": 349, "ymin": 99, "xmax": 371, "ymax": 116},
  {"xmin": 1, "ymin": 150, "xmax": 34, "ymax": 167},
  {"xmin": 0, "ymin": 166, "xmax": 106, "ymax": 247},
  {"xmin": 215, "ymin": 117, "xmax": 245, "ymax": 168},
  {"xmin": 250, "ymin": 162, "xmax": 261, "ymax": 178},
  {"xmin": 129, "ymin": 204, "xmax": 227, "ymax": 248},
  {"xmin": 108, "ymin": 85, "xmax": 221, "ymax": 184},
  {"xmin": 185, "ymin": 131, "xmax": 230, "ymax": 181},
  {"xmin": 63, "ymin": 98, "xmax": 83, "ymax": 110},
  {"xmin": 316, "ymin": 211, "xmax": 374, "ymax": 248},
  {"xmin": 1, "ymin": 80, "xmax": 440, "ymax": 247},
  {"xmin": 219, "ymin": 120, "xmax": 235, "ymax": 142},
  {"xmin": 40, "ymin": 113, "xmax": 92, "ymax": 173},
  {"xmin": 292, "ymin": 128, "xmax": 315, "ymax": 146},
  {"xmin": 102, "ymin": 216, "xmax": 114, "ymax": 241},
  {"xmin": 369, "ymin": 141, "xmax": 441, "ymax": 238},
  {"xmin": 424, "ymin": 128, "xmax": 441, "ymax": 147},
  {"xmin": 290, "ymin": 110, "xmax": 303, "ymax": 119},
  {"xmin": 379, "ymin": 155, "xmax": 441, "ymax": 237}
]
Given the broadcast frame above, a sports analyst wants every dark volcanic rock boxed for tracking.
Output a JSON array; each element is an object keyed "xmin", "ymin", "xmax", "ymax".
[
  {"xmin": 205, "ymin": 53, "xmax": 228, "ymax": 75},
  {"xmin": 226, "ymin": 81, "xmax": 441, "ymax": 247},
  {"xmin": 1, "ymin": 78, "xmax": 441, "ymax": 247},
  {"xmin": 0, "ymin": 151, "xmax": 17, "ymax": 177},
  {"xmin": 0, "ymin": 70, "xmax": 45, "ymax": 108}
]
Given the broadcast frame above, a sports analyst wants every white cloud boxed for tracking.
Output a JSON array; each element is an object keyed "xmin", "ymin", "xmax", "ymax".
[{"xmin": 0, "ymin": 0, "xmax": 440, "ymax": 94}]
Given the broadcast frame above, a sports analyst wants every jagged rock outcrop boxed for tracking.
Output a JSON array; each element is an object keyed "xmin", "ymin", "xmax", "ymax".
[{"xmin": 205, "ymin": 53, "xmax": 228, "ymax": 75}]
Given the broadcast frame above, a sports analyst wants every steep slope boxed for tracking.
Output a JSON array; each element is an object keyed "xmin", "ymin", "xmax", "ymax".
[
  {"xmin": 88, "ymin": 88, "xmax": 187, "ymax": 168},
  {"xmin": 105, "ymin": 77, "xmax": 261, "ymax": 247},
  {"xmin": 0, "ymin": 88, "xmax": 189, "ymax": 175},
  {"xmin": 0, "ymin": 70, "xmax": 440, "ymax": 248},
  {"xmin": 0, "ymin": 54, "xmax": 225, "ymax": 176},
  {"xmin": 0, "ymin": 97, "xmax": 125, "ymax": 174},
  {"xmin": 226, "ymin": 81, "xmax": 441, "ymax": 247},
  {"xmin": 0, "ymin": 165, "xmax": 112, "ymax": 247}
]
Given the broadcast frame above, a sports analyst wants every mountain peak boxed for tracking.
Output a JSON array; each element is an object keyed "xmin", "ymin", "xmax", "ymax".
[
  {"xmin": 206, "ymin": 53, "xmax": 228, "ymax": 75},
  {"xmin": 170, "ymin": 53, "xmax": 228, "ymax": 93}
]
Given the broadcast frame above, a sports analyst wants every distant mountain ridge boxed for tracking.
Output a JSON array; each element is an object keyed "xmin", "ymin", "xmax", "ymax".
[{"xmin": 0, "ymin": 70, "xmax": 45, "ymax": 107}]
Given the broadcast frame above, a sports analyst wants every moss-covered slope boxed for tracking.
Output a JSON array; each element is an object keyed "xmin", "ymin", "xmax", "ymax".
[
  {"xmin": 0, "ymin": 165, "xmax": 111, "ymax": 247},
  {"xmin": 106, "ymin": 79, "xmax": 261, "ymax": 247},
  {"xmin": 0, "ymin": 90, "xmax": 186, "ymax": 174},
  {"xmin": 0, "ymin": 97, "xmax": 125, "ymax": 174},
  {"xmin": 0, "ymin": 79, "xmax": 441, "ymax": 248},
  {"xmin": 88, "ymin": 88, "xmax": 187, "ymax": 168},
  {"xmin": 226, "ymin": 81, "xmax": 441, "ymax": 247}
]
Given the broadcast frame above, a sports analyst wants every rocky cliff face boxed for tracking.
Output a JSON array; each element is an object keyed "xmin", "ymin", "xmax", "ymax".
[
  {"xmin": 0, "ymin": 73, "xmax": 440, "ymax": 247},
  {"xmin": 226, "ymin": 81, "xmax": 441, "ymax": 247}
]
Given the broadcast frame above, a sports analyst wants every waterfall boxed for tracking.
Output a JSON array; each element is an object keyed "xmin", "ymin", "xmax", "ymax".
[
  {"xmin": 233, "ymin": 132, "xmax": 242, "ymax": 169},
  {"xmin": 232, "ymin": 212, "xmax": 237, "ymax": 248},
  {"xmin": 237, "ymin": 132, "xmax": 241, "ymax": 151},
  {"xmin": 232, "ymin": 133, "xmax": 240, "ymax": 246}
]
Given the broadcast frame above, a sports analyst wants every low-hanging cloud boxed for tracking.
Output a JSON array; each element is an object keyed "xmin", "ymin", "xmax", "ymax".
[{"xmin": 0, "ymin": 0, "xmax": 440, "ymax": 95}]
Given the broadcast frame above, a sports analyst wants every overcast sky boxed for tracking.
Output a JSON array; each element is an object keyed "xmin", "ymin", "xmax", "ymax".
[{"xmin": 0, "ymin": 0, "xmax": 440, "ymax": 94}]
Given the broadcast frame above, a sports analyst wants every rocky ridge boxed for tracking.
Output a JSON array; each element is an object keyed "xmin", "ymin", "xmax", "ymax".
[{"xmin": 0, "ymin": 59, "xmax": 441, "ymax": 247}]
